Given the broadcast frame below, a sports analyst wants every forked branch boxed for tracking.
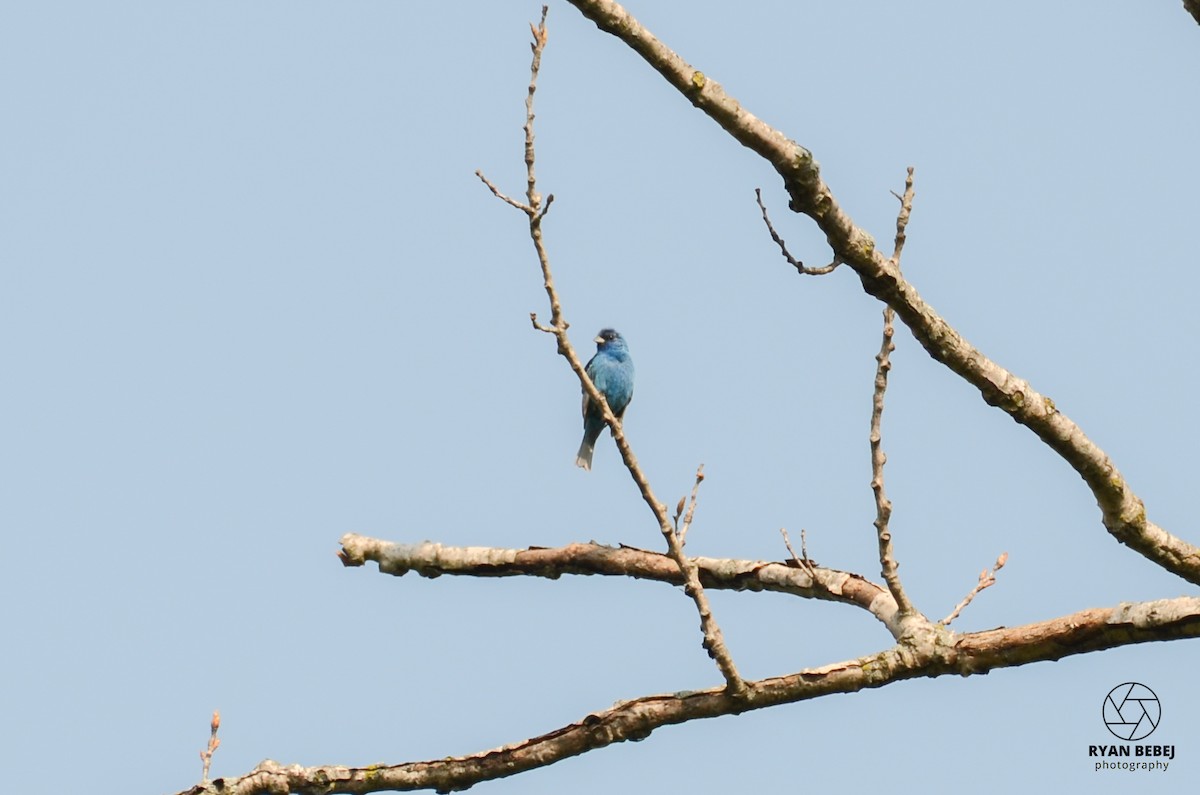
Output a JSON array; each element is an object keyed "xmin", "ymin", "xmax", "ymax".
[
  {"xmin": 475, "ymin": 6, "xmax": 744, "ymax": 694},
  {"xmin": 175, "ymin": 593, "xmax": 1200, "ymax": 795},
  {"xmin": 563, "ymin": 0, "xmax": 1200, "ymax": 584}
]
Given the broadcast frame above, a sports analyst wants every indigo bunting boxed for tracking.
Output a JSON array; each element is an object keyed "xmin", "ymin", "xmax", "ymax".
[{"xmin": 575, "ymin": 328, "xmax": 635, "ymax": 470}]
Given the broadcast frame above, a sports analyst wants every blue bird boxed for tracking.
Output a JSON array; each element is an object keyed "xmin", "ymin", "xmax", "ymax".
[{"xmin": 576, "ymin": 328, "xmax": 635, "ymax": 470}]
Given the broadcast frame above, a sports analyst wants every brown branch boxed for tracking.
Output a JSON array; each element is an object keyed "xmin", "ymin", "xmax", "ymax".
[
  {"xmin": 870, "ymin": 301, "xmax": 913, "ymax": 616},
  {"xmin": 754, "ymin": 188, "xmax": 839, "ymax": 275},
  {"xmin": 779, "ymin": 526, "xmax": 817, "ymax": 583},
  {"xmin": 869, "ymin": 170, "xmax": 917, "ymax": 617},
  {"xmin": 890, "ymin": 167, "xmax": 915, "ymax": 263},
  {"xmin": 339, "ymin": 533, "xmax": 904, "ymax": 635},
  {"xmin": 175, "ymin": 595, "xmax": 1200, "ymax": 795},
  {"xmin": 675, "ymin": 464, "xmax": 704, "ymax": 544},
  {"xmin": 525, "ymin": 11, "xmax": 548, "ymax": 212},
  {"xmin": 476, "ymin": 6, "xmax": 743, "ymax": 694},
  {"xmin": 474, "ymin": 170, "xmax": 532, "ymax": 214},
  {"xmin": 1185, "ymin": 0, "xmax": 1200, "ymax": 26},
  {"xmin": 199, "ymin": 710, "xmax": 221, "ymax": 784},
  {"xmin": 563, "ymin": 0, "xmax": 1200, "ymax": 585},
  {"xmin": 779, "ymin": 527, "xmax": 804, "ymax": 565},
  {"xmin": 475, "ymin": 6, "xmax": 562, "ymax": 331},
  {"xmin": 942, "ymin": 552, "xmax": 1009, "ymax": 626}
]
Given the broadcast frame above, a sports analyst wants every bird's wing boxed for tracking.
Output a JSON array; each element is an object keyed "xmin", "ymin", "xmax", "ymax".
[
  {"xmin": 615, "ymin": 386, "xmax": 632, "ymax": 419},
  {"xmin": 581, "ymin": 352, "xmax": 599, "ymax": 416}
]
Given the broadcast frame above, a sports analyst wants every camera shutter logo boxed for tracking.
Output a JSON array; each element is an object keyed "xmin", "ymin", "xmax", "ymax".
[{"xmin": 1103, "ymin": 683, "xmax": 1161, "ymax": 741}]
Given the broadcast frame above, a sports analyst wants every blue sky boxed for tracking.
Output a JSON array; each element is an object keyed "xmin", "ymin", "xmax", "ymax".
[{"xmin": 3, "ymin": 2, "xmax": 1198, "ymax": 793}]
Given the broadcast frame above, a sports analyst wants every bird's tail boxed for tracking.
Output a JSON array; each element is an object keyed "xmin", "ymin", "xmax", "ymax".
[{"xmin": 575, "ymin": 438, "xmax": 595, "ymax": 470}]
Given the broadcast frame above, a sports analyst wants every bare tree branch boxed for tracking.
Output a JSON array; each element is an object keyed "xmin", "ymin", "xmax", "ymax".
[
  {"xmin": 1185, "ymin": 0, "xmax": 1200, "ymax": 27},
  {"xmin": 675, "ymin": 464, "xmax": 704, "ymax": 544},
  {"xmin": 870, "ymin": 303, "xmax": 912, "ymax": 615},
  {"xmin": 942, "ymin": 552, "xmax": 1009, "ymax": 626},
  {"xmin": 869, "ymin": 170, "xmax": 917, "ymax": 616},
  {"xmin": 890, "ymin": 167, "xmax": 915, "ymax": 263},
  {"xmin": 563, "ymin": 0, "xmax": 1200, "ymax": 585},
  {"xmin": 199, "ymin": 710, "xmax": 221, "ymax": 785},
  {"xmin": 474, "ymin": 170, "xmax": 533, "ymax": 214},
  {"xmin": 176, "ymin": 9, "xmax": 1200, "ymax": 793},
  {"xmin": 779, "ymin": 527, "xmax": 817, "ymax": 582},
  {"xmin": 475, "ymin": 6, "xmax": 744, "ymax": 694},
  {"xmin": 339, "ymin": 533, "xmax": 904, "ymax": 634},
  {"xmin": 174, "ymin": 594, "xmax": 1200, "ymax": 795},
  {"xmin": 754, "ymin": 188, "xmax": 839, "ymax": 275}
]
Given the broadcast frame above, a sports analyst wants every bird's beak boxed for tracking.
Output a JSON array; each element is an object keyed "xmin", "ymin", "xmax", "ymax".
[{"xmin": 594, "ymin": 335, "xmax": 604, "ymax": 344}]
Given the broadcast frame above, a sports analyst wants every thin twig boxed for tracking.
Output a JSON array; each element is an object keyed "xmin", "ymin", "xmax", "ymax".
[
  {"xmin": 676, "ymin": 464, "xmax": 705, "ymax": 545},
  {"xmin": 870, "ymin": 172, "xmax": 918, "ymax": 618},
  {"xmin": 891, "ymin": 167, "xmax": 915, "ymax": 264},
  {"xmin": 779, "ymin": 527, "xmax": 815, "ymax": 576},
  {"xmin": 525, "ymin": 11, "xmax": 548, "ymax": 214},
  {"xmin": 942, "ymin": 553, "xmax": 1009, "ymax": 626},
  {"xmin": 754, "ymin": 188, "xmax": 840, "ymax": 276},
  {"xmin": 475, "ymin": 7, "xmax": 562, "ymax": 331},
  {"xmin": 477, "ymin": 7, "xmax": 743, "ymax": 695},
  {"xmin": 199, "ymin": 710, "xmax": 220, "ymax": 783},
  {"xmin": 474, "ymin": 170, "xmax": 532, "ymax": 214}
]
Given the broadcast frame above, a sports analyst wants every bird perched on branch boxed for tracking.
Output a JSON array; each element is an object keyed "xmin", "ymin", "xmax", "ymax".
[{"xmin": 576, "ymin": 328, "xmax": 634, "ymax": 470}]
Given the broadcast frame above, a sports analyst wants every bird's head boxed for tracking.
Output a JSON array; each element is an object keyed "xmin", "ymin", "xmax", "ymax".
[{"xmin": 594, "ymin": 328, "xmax": 626, "ymax": 351}]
